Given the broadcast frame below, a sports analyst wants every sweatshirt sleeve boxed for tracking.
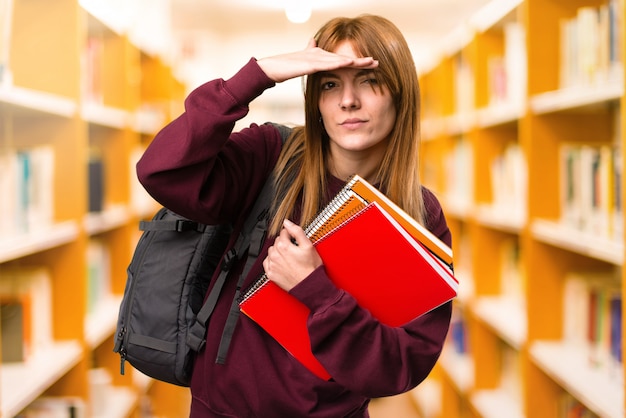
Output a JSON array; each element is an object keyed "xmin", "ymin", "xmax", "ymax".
[
  {"xmin": 289, "ymin": 188, "xmax": 453, "ymax": 397},
  {"xmin": 136, "ymin": 58, "xmax": 283, "ymax": 224}
]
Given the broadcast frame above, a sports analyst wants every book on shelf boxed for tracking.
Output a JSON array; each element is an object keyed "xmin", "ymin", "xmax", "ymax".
[
  {"xmin": 444, "ymin": 137, "xmax": 474, "ymax": 212},
  {"xmin": 1, "ymin": 300, "xmax": 26, "ymax": 362},
  {"xmin": 82, "ymin": 35, "xmax": 103, "ymax": 105},
  {"xmin": 499, "ymin": 238, "xmax": 525, "ymax": 304},
  {"xmin": 0, "ymin": 0, "xmax": 13, "ymax": 86},
  {"xmin": 454, "ymin": 52, "xmax": 474, "ymax": 115},
  {"xmin": 588, "ymin": 281, "xmax": 622, "ymax": 371},
  {"xmin": 559, "ymin": 142, "xmax": 621, "ymax": 241},
  {"xmin": 0, "ymin": 267, "xmax": 53, "ymax": 361},
  {"xmin": 488, "ymin": 21, "xmax": 527, "ymax": 109},
  {"xmin": 239, "ymin": 176, "xmax": 457, "ymax": 379},
  {"xmin": 503, "ymin": 21, "xmax": 527, "ymax": 108},
  {"xmin": 0, "ymin": 268, "xmax": 53, "ymax": 359},
  {"xmin": 88, "ymin": 368, "xmax": 113, "ymax": 417},
  {"xmin": 562, "ymin": 270, "xmax": 622, "ymax": 373},
  {"xmin": 86, "ymin": 239, "xmax": 111, "ymax": 314},
  {"xmin": 88, "ymin": 153, "xmax": 104, "ymax": 213},
  {"xmin": 559, "ymin": 1, "xmax": 623, "ymax": 88},
  {"xmin": 0, "ymin": 146, "xmax": 55, "ymax": 239},
  {"xmin": 558, "ymin": 392, "xmax": 599, "ymax": 418},
  {"xmin": 489, "ymin": 143, "xmax": 527, "ymax": 222},
  {"xmin": 611, "ymin": 109, "xmax": 623, "ymax": 241},
  {"xmin": 499, "ymin": 343, "xmax": 523, "ymax": 404},
  {"xmin": 487, "ymin": 56, "xmax": 507, "ymax": 106},
  {"xmin": 449, "ymin": 307, "xmax": 468, "ymax": 355}
]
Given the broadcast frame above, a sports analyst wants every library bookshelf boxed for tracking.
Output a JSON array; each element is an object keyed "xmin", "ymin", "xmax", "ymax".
[
  {"xmin": 0, "ymin": 0, "xmax": 189, "ymax": 416},
  {"xmin": 413, "ymin": 0, "xmax": 625, "ymax": 417}
]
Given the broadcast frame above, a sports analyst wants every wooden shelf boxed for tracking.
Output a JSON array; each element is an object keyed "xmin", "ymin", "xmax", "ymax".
[
  {"xmin": 530, "ymin": 341, "xmax": 624, "ymax": 418},
  {"xmin": 0, "ymin": 0, "xmax": 186, "ymax": 415},
  {"xmin": 1, "ymin": 341, "xmax": 83, "ymax": 418},
  {"xmin": 132, "ymin": 107, "xmax": 166, "ymax": 135},
  {"xmin": 471, "ymin": 296, "xmax": 526, "ymax": 350},
  {"xmin": 442, "ymin": 195, "xmax": 474, "ymax": 220},
  {"xmin": 530, "ymin": 81, "xmax": 623, "ymax": 115},
  {"xmin": 3, "ymin": 0, "xmax": 625, "ymax": 417},
  {"xmin": 473, "ymin": 204, "xmax": 525, "ymax": 234},
  {"xmin": 418, "ymin": 1, "xmax": 625, "ymax": 417},
  {"xmin": 0, "ymin": 221, "xmax": 80, "ymax": 264},
  {"xmin": 84, "ymin": 205, "xmax": 133, "ymax": 236},
  {"xmin": 94, "ymin": 386, "xmax": 137, "ymax": 418},
  {"xmin": 470, "ymin": 389, "xmax": 525, "ymax": 418},
  {"xmin": 476, "ymin": 102, "xmax": 523, "ymax": 128},
  {"xmin": 531, "ymin": 219, "xmax": 623, "ymax": 265},
  {"xmin": 439, "ymin": 349, "xmax": 474, "ymax": 394},
  {"xmin": 81, "ymin": 102, "xmax": 131, "ymax": 129},
  {"xmin": 0, "ymin": 83, "xmax": 76, "ymax": 117},
  {"xmin": 410, "ymin": 379, "xmax": 442, "ymax": 418},
  {"xmin": 445, "ymin": 112, "xmax": 477, "ymax": 136}
]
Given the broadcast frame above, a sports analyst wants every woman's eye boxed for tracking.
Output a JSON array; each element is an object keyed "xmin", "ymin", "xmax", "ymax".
[
  {"xmin": 321, "ymin": 81, "xmax": 337, "ymax": 90},
  {"xmin": 363, "ymin": 77, "xmax": 378, "ymax": 85}
]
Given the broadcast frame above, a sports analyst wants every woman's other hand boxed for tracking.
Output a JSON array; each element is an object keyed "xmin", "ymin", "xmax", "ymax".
[{"xmin": 263, "ymin": 219, "xmax": 323, "ymax": 291}]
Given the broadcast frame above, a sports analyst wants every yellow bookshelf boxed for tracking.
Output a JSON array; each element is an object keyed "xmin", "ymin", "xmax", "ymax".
[
  {"xmin": 0, "ymin": 0, "xmax": 187, "ymax": 416},
  {"xmin": 419, "ymin": 0, "xmax": 624, "ymax": 417}
]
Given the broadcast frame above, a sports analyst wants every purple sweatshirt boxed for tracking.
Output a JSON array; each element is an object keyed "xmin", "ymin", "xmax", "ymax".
[{"xmin": 137, "ymin": 58, "xmax": 453, "ymax": 418}]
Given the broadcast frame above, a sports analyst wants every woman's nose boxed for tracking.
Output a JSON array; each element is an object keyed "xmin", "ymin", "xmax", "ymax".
[{"xmin": 339, "ymin": 87, "xmax": 360, "ymax": 109}]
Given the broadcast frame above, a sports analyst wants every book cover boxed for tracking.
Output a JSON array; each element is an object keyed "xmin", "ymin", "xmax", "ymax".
[
  {"xmin": 26, "ymin": 146, "xmax": 55, "ymax": 231},
  {"xmin": 0, "ymin": 267, "xmax": 53, "ymax": 359},
  {"xmin": 0, "ymin": 151, "xmax": 18, "ymax": 239},
  {"xmin": 9, "ymin": 146, "xmax": 55, "ymax": 234},
  {"xmin": 86, "ymin": 238, "xmax": 111, "ymax": 314},
  {"xmin": 609, "ymin": 292, "xmax": 622, "ymax": 364},
  {"xmin": 1, "ymin": 299, "xmax": 26, "ymax": 362},
  {"xmin": 314, "ymin": 202, "xmax": 457, "ymax": 325},
  {"xmin": 88, "ymin": 156, "xmax": 104, "ymax": 213},
  {"xmin": 240, "ymin": 201, "xmax": 458, "ymax": 379},
  {"xmin": 0, "ymin": 0, "xmax": 13, "ymax": 86}
]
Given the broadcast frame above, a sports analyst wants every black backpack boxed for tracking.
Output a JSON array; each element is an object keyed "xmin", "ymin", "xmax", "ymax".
[{"xmin": 113, "ymin": 123, "xmax": 291, "ymax": 386}]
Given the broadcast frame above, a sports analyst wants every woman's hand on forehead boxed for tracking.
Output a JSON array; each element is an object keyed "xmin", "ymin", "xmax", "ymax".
[{"xmin": 257, "ymin": 39, "xmax": 378, "ymax": 83}]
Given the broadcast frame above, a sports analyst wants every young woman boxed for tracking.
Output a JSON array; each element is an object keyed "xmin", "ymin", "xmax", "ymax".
[{"xmin": 137, "ymin": 14, "xmax": 452, "ymax": 418}]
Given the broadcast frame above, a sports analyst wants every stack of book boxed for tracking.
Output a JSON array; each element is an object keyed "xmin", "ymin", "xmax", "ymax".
[{"xmin": 239, "ymin": 175, "xmax": 458, "ymax": 379}]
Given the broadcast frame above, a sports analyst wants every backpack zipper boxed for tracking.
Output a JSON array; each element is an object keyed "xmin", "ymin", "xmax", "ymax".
[{"xmin": 113, "ymin": 327, "xmax": 127, "ymax": 375}]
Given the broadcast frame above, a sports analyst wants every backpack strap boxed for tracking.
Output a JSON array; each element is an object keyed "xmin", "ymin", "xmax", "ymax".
[
  {"xmin": 186, "ymin": 174, "xmax": 273, "ymax": 355},
  {"xmin": 187, "ymin": 123, "xmax": 292, "ymax": 364},
  {"xmin": 139, "ymin": 217, "xmax": 207, "ymax": 233},
  {"xmin": 215, "ymin": 185, "xmax": 272, "ymax": 363}
]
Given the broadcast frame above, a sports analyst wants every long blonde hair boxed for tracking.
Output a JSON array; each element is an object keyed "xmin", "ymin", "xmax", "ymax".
[{"xmin": 269, "ymin": 14, "xmax": 425, "ymax": 235}]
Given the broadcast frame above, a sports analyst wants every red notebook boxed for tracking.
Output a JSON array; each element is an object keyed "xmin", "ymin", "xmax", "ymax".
[{"xmin": 239, "ymin": 201, "xmax": 458, "ymax": 380}]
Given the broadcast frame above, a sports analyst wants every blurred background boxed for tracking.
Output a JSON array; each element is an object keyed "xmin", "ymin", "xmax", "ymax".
[{"xmin": 1, "ymin": 0, "xmax": 624, "ymax": 417}]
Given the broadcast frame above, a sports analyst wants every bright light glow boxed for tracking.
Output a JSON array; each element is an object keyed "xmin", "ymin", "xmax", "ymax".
[{"xmin": 285, "ymin": 0, "xmax": 312, "ymax": 24}]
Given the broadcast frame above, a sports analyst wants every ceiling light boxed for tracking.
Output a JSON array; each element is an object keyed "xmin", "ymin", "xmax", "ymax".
[{"xmin": 285, "ymin": 0, "xmax": 311, "ymax": 24}]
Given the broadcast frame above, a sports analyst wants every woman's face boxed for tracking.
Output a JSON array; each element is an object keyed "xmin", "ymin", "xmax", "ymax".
[{"xmin": 318, "ymin": 41, "xmax": 396, "ymax": 172}]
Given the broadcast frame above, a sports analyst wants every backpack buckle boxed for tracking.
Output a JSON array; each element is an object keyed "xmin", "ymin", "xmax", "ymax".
[
  {"xmin": 186, "ymin": 323, "xmax": 206, "ymax": 352},
  {"xmin": 221, "ymin": 248, "xmax": 238, "ymax": 271},
  {"xmin": 175, "ymin": 219, "xmax": 198, "ymax": 232}
]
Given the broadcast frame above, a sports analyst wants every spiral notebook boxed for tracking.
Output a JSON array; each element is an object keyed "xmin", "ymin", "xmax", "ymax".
[
  {"xmin": 239, "ymin": 184, "xmax": 457, "ymax": 379},
  {"xmin": 304, "ymin": 175, "xmax": 453, "ymax": 267}
]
